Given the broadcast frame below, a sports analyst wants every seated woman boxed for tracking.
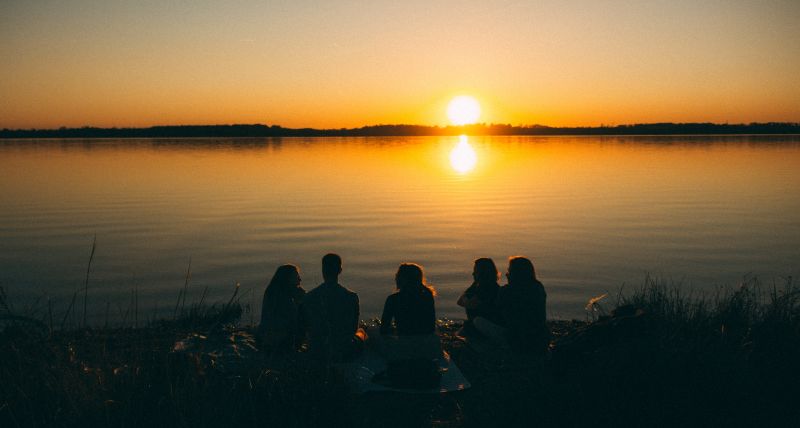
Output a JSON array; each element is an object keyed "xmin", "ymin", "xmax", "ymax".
[
  {"xmin": 495, "ymin": 256, "xmax": 550, "ymax": 354},
  {"xmin": 259, "ymin": 264, "xmax": 306, "ymax": 353},
  {"xmin": 374, "ymin": 263, "xmax": 440, "ymax": 360},
  {"xmin": 457, "ymin": 258, "xmax": 504, "ymax": 337}
]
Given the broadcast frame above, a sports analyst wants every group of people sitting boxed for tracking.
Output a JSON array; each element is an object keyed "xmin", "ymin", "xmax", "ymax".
[{"xmin": 258, "ymin": 253, "xmax": 548, "ymax": 361}]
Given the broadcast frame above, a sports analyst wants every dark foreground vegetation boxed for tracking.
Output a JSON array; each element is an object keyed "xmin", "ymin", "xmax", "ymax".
[
  {"xmin": 2, "ymin": 122, "xmax": 800, "ymax": 139},
  {"xmin": 2, "ymin": 278, "xmax": 798, "ymax": 427}
]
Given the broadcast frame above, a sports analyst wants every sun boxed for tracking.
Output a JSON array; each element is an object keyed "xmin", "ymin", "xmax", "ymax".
[{"xmin": 447, "ymin": 96, "xmax": 481, "ymax": 126}]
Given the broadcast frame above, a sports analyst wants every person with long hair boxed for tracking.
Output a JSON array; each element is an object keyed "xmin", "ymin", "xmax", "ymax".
[
  {"xmin": 495, "ymin": 256, "xmax": 549, "ymax": 353},
  {"xmin": 259, "ymin": 264, "xmax": 306, "ymax": 352},
  {"xmin": 373, "ymin": 263, "xmax": 440, "ymax": 362},
  {"xmin": 380, "ymin": 263, "xmax": 436, "ymax": 336},
  {"xmin": 457, "ymin": 257, "xmax": 503, "ymax": 336}
]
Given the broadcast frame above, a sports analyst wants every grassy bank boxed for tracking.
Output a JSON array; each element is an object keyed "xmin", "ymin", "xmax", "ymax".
[{"xmin": 1, "ymin": 277, "xmax": 798, "ymax": 427}]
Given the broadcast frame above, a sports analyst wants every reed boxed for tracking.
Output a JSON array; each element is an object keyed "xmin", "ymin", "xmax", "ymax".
[
  {"xmin": 173, "ymin": 257, "xmax": 191, "ymax": 320},
  {"xmin": 82, "ymin": 235, "xmax": 96, "ymax": 328}
]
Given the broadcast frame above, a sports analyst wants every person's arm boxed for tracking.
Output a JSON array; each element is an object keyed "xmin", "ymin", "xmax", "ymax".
[
  {"xmin": 296, "ymin": 292, "xmax": 308, "ymax": 344},
  {"xmin": 466, "ymin": 296, "xmax": 486, "ymax": 310},
  {"xmin": 259, "ymin": 289, "xmax": 270, "ymax": 332},
  {"xmin": 535, "ymin": 285, "xmax": 547, "ymax": 327},
  {"xmin": 456, "ymin": 283, "xmax": 477, "ymax": 308},
  {"xmin": 352, "ymin": 294, "xmax": 360, "ymax": 334},
  {"xmin": 458, "ymin": 294, "xmax": 481, "ymax": 309},
  {"xmin": 460, "ymin": 284, "xmax": 487, "ymax": 310},
  {"xmin": 380, "ymin": 295, "xmax": 395, "ymax": 335},
  {"xmin": 496, "ymin": 288, "xmax": 511, "ymax": 327},
  {"xmin": 426, "ymin": 292, "xmax": 437, "ymax": 334}
]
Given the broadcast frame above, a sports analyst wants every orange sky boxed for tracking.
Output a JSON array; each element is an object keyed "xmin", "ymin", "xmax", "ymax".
[{"xmin": 1, "ymin": 0, "xmax": 798, "ymax": 129}]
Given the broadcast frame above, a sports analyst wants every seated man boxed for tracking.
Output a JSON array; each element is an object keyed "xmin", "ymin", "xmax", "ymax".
[{"xmin": 302, "ymin": 253, "xmax": 366, "ymax": 361}]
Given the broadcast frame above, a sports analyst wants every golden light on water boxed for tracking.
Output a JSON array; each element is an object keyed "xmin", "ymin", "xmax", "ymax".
[
  {"xmin": 447, "ymin": 96, "xmax": 481, "ymax": 126},
  {"xmin": 449, "ymin": 135, "xmax": 477, "ymax": 174}
]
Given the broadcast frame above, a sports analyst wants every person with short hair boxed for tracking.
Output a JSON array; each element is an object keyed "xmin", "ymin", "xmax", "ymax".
[{"xmin": 302, "ymin": 253, "xmax": 366, "ymax": 361}]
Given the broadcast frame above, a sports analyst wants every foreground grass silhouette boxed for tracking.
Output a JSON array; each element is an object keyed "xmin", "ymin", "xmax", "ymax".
[{"xmin": 1, "ymin": 277, "xmax": 798, "ymax": 427}]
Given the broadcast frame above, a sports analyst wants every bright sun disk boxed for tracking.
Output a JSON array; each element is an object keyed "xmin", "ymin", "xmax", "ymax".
[{"xmin": 447, "ymin": 96, "xmax": 481, "ymax": 126}]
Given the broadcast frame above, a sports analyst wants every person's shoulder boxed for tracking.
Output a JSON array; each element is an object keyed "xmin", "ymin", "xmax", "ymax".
[
  {"xmin": 304, "ymin": 283, "xmax": 326, "ymax": 300},
  {"xmin": 384, "ymin": 291, "xmax": 399, "ymax": 304},
  {"xmin": 533, "ymin": 279, "xmax": 546, "ymax": 296},
  {"xmin": 341, "ymin": 284, "xmax": 358, "ymax": 296},
  {"xmin": 333, "ymin": 283, "xmax": 358, "ymax": 299},
  {"xmin": 496, "ymin": 284, "xmax": 511, "ymax": 301},
  {"xmin": 289, "ymin": 286, "xmax": 306, "ymax": 303},
  {"xmin": 344, "ymin": 286, "xmax": 359, "ymax": 303}
]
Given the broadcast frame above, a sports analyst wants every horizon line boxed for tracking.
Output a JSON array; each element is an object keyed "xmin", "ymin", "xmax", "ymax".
[
  {"xmin": 2, "ymin": 122, "xmax": 800, "ymax": 139},
  {"xmin": 4, "ymin": 121, "xmax": 800, "ymax": 132}
]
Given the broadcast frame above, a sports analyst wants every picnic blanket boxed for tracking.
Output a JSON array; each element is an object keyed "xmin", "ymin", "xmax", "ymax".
[{"xmin": 337, "ymin": 348, "xmax": 470, "ymax": 394}]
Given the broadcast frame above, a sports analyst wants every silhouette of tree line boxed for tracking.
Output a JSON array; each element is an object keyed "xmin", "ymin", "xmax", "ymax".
[{"xmin": 1, "ymin": 122, "xmax": 799, "ymax": 138}]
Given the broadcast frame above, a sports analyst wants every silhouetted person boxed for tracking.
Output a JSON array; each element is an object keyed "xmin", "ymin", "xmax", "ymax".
[
  {"xmin": 495, "ymin": 256, "xmax": 549, "ymax": 353},
  {"xmin": 457, "ymin": 258, "xmax": 503, "ymax": 336},
  {"xmin": 373, "ymin": 263, "xmax": 440, "ymax": 361},
  {"xmin": 380, "ymin": 263, "xmax": 436, "ymax": 336},
  {"xmin": 259, "ymin": 264, "xmax": 306, "ymax": 352},
  {"xmin": 302, "ymin": 253, "xmax": 366, "ymax": 361}
]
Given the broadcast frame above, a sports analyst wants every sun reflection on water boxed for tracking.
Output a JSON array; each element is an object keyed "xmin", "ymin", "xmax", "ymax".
[{"xmin": 449, "ymin": 135, "xmax": 477, "ymax": 174}]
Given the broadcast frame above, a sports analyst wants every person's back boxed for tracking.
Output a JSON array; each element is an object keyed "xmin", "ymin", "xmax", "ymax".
[
  {"xmin": 496, "ymin": 257, "xmax": 549, "ymax": 353},
  {"xmin": 374, "ymin": 263, "xmax": 440, "ymax": 362},
  {"xmin": 302, "ymin": 253, "xmax": 363, "ymax": 361},
  {"xmin": 261, "ymin": 287, "xmax": 305, "ymax": 344},
  {"xmin": 457, "ymin": 258, "xmax": 504, "ymax": 334},
  {"xmin": 259, "ymin": 264, "xmax": 306, "ymax": 352},
  {"xmin": 304, "ymin": 282, "xmax": 359, "ymax": 355},
  {"xmin": 380, "ymin": 286, "xmax": 435, "ymax": 336}
]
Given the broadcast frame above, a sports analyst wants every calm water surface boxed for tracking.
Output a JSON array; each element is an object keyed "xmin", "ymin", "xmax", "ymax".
[{"xmin": 1, "ymin": 136, "xmax": 798, "ymax": 322}]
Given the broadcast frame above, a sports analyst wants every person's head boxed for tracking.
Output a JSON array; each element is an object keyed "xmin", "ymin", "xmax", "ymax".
[
  {"xmin": 472, "ymin": 258, "xmax": 499, "ymax": 285},
  {"xmin": 395, "ymin": 263, "xmax": 436, "ymax": 295},
  {"xmin": 507, "ymin": 256, "xmax": 536, "ymax": 285},
  {"xmin": 266, "ymin": 264, "xmax": 301, "ymax": 298},
  {"xmin": 321, "ymin": 253, "xmax": 342, "ymax": 282}
]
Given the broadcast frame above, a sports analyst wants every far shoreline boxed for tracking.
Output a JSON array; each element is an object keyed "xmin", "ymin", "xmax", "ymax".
[{"xmin": 2, "ymin": 122, "xmax": 800, "ymax": 139}]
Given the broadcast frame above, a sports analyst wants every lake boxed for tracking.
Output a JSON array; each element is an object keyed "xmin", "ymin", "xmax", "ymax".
[{"xmin": 1, "ymin": 135, "xmax": 798, "ymax": 323}]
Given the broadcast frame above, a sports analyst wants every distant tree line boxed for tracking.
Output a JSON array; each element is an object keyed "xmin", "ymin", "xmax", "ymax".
[{"xmin": 1, "ymin": 122, "xmax": 799, "ymax": 138}]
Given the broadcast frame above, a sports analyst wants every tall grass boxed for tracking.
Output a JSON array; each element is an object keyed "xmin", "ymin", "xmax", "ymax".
[
  {"xmin": 618, "ymin": 275, "xmax": 799, "ymax": 352},
  {"xmin": 2, "ymin": 275, "xmax": 799, "ymax": 427},
  {"xmin": 0, "ymin": 293, "xmax": 355, "ymax": 428}
]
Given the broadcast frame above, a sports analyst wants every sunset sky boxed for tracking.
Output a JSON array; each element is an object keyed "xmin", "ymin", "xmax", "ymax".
[{"xmin": 1, "ymin": 0, "xmax": 798, "ymax": 129}]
